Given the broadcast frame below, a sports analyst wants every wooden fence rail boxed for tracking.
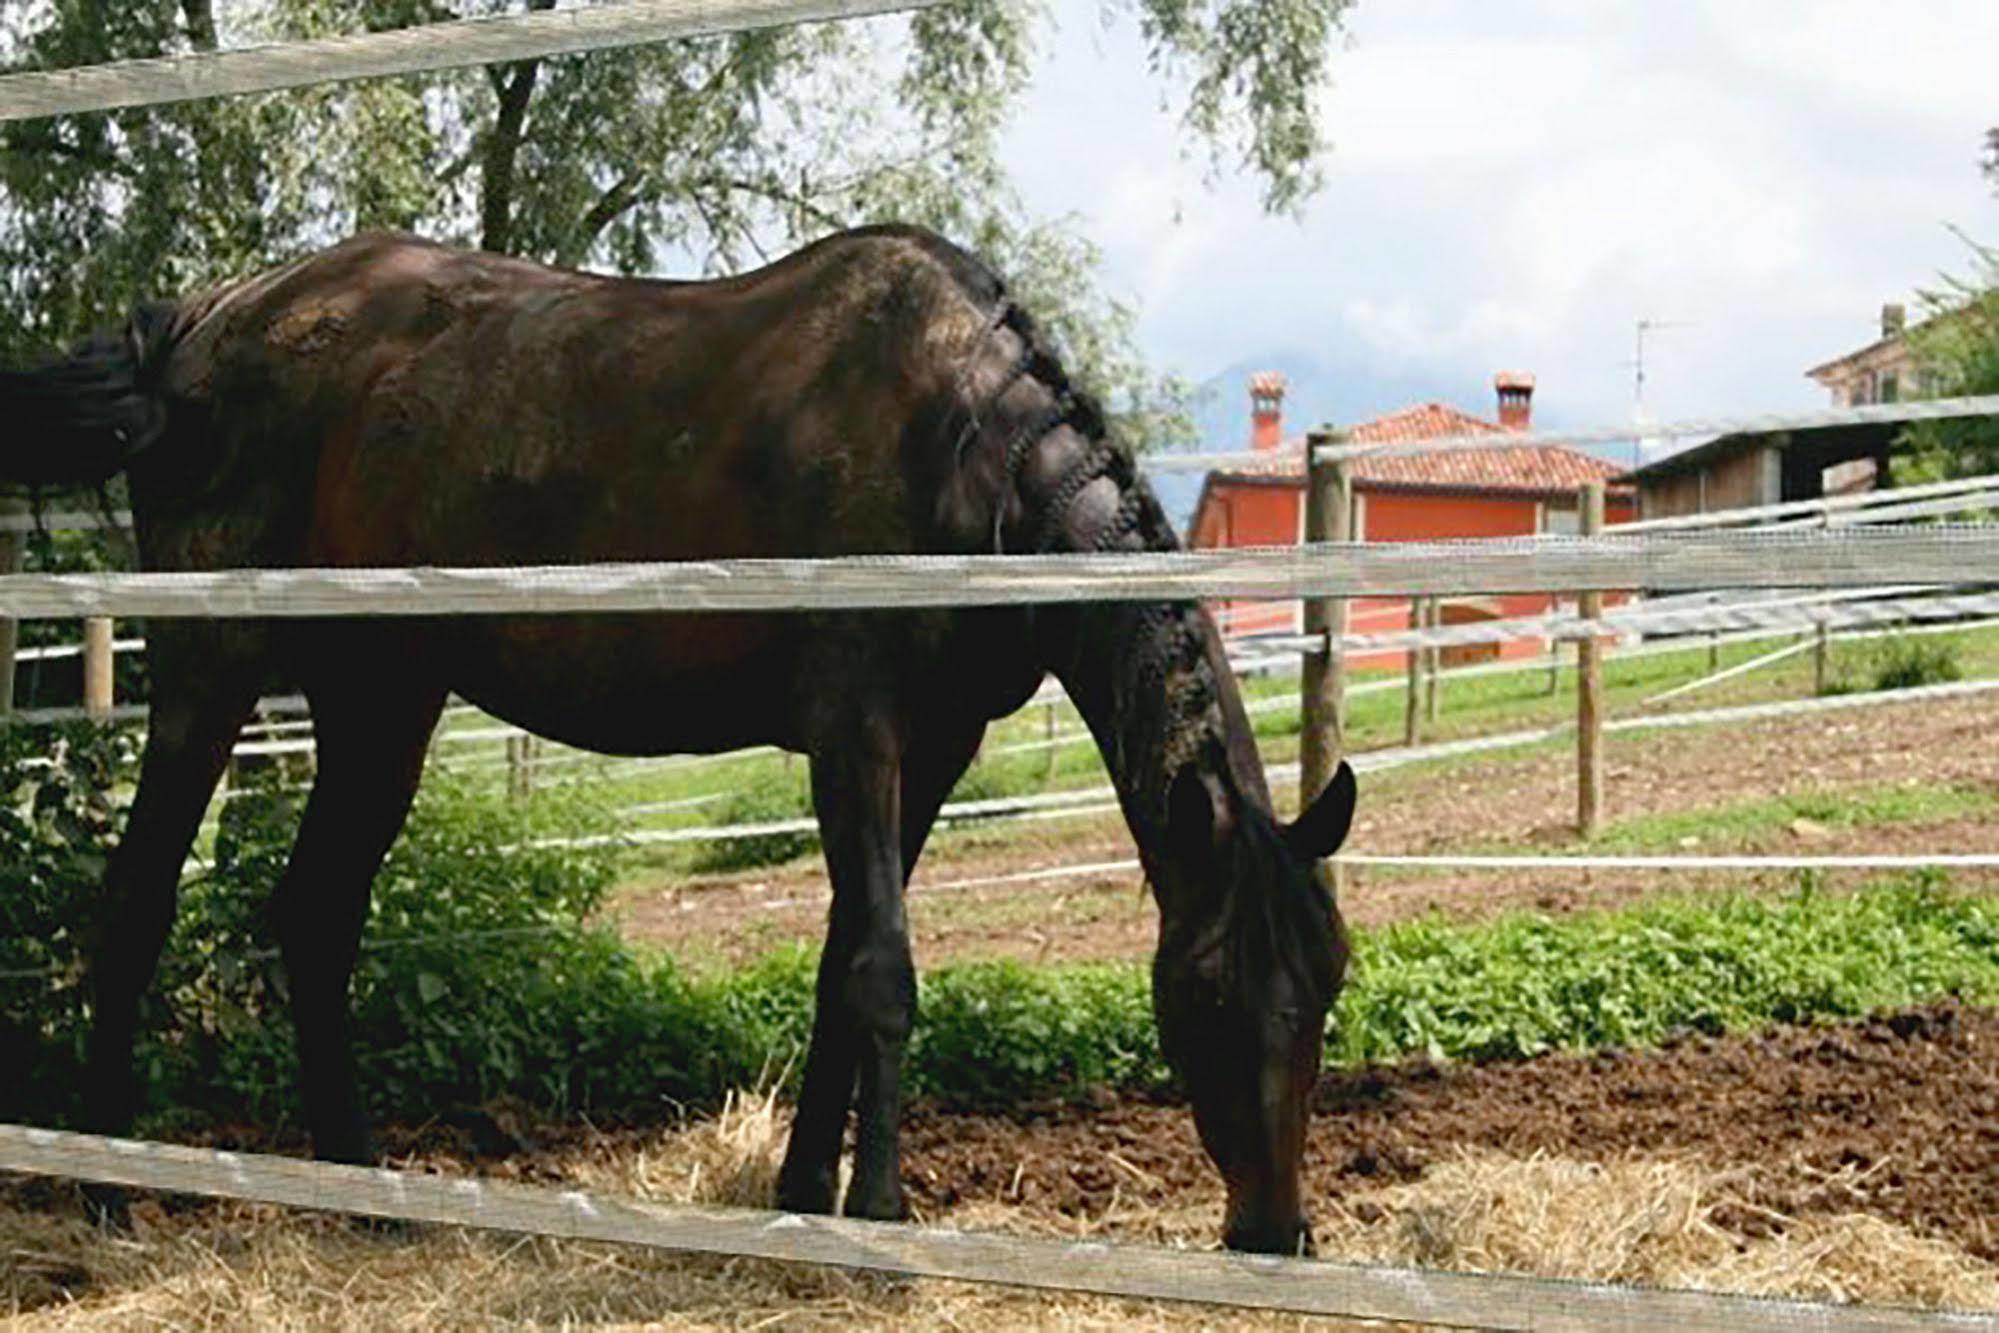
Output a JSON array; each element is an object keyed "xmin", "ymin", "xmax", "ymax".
[
  {"xmin": 0, "ymin": 0, "xmax": 937, "ymax": 121},
  {"xmin": 2, "ymin": 1124, "xmax": 1984, "ymax": 1330}
]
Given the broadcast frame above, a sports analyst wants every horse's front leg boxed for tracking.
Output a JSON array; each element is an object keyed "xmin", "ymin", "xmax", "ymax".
[
  {"xmin": 778, "ymin": 724, "xmax": 912, "ymax": 1220},
  {"xmin": 270, "ymin": 671, "xmax": 444, "ymax": 1165}
]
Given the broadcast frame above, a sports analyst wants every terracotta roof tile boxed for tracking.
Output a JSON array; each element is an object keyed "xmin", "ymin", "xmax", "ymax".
[{"xmin": 1214, "ymin": 402, "xmax": 1629, "ymax": 496}]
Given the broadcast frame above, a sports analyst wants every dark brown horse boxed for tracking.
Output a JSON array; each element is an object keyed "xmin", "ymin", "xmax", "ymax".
[{"xmin": 2, "ymin": 226, "xmax": 1355, "ymax": 1253}]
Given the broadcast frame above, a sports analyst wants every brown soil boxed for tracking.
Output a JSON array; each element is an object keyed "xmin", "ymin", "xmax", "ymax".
[
  {"xmin": 898, "ymin": 1001, "xmax": 1999, "ymax": 1262},
  {"xmin": 615, "ymin": 692, "xmax": 1999, "ymax": 969}
]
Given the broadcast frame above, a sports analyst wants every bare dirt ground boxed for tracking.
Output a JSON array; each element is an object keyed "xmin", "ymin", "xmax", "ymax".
[
  {"xmin": 903, "ymin": 1001, "xmax": 1999, "ymax": 1266},
  {"xmin": 614, "ymin": 691, "xmax": 1999, "ymax": 968},
  {"xmin": 8, "ymin": 1004, "xmax": 1995, "ymax": 1325}
]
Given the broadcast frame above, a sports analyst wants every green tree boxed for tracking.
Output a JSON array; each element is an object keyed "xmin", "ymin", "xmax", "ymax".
[
  {"xmin": 0, "ymin": 0, "xmax": 1356, "ymax": 451},
  {"xmin": 1899, "ymin": 129, "xmax": 1999, "ymax": 479}
]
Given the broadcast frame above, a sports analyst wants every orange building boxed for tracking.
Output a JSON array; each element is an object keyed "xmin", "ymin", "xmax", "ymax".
[{"xmin": 1186, "ymin": 372, "xmax": 1636, "ymax": 665}]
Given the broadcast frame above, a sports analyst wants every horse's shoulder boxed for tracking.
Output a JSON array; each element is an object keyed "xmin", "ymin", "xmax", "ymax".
[{"xmin": 780, "ymin": 226, "xmax": 1001, "ymax": 308}]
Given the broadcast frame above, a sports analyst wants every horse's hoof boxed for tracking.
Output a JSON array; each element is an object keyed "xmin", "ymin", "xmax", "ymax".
[
  {"xmin": 839, "ymin": 1181, "xmax": 908, "ymax": 1223},
  {"xmin": 81, "ymin": 1182, "xmax": 132, "ymax": 1231},
  {"xmin": 775, "ymin": 1167, "xmax": 838, "ymax": 1216}
]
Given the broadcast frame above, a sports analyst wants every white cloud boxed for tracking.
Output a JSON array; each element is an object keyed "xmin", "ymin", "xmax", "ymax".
[
  {"xmin": 1703, "ymin": 0, "xmax": 1995, "ymax": 126},
  {"xmin": 1326, "ymin": 37, "xmax": 1604, "ymax": 168},
  {"xmin": 1001, "ymin": 0, "xmax": 1999, "ymax": 428}
]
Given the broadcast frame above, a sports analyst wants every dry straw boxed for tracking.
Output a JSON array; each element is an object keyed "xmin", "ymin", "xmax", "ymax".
[{"xmin": 5, "ymin": 1095, "xmax": 1995, "ymax": 1328}]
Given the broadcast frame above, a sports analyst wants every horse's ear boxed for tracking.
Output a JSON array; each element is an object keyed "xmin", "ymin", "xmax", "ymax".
[
  {"xmin": 1286, "ymin": 761, "xmax": 1356, "ymax": 860},
  {"xmin": 1167, "ymin": 765, "xmax": 1227, "ymax": 863}
]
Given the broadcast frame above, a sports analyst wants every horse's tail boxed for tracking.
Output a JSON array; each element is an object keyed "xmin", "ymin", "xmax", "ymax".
[{"xmin": 0, "ymin": 302, "xmax": 179, "ymax": 489}]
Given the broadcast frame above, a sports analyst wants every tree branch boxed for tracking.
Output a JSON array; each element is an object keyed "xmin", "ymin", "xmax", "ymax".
[
  {"xmin": 478, "ymin": 0, "xmax": 557, "ymax": 254},
  {"xmin": 698, "ymin": 173, "xmax": 845, "ymax": 235},
  {"xmin": 573, "ymin": 171, "xmax": 646, "ymax": 254}
]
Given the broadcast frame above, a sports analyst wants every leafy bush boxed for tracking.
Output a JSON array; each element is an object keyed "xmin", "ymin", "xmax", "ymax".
[
  {"xmin": 688, "ymin": 766, "xmax": 817, "ymax": 873},
  {"xmin": 910, "ymin": 960, "xmax": 1160, "ymax": 1105},
  {"xmin": 167, "ymin": 768, "xmax": 638, "ymax": 1123},
  {"xmin": 1331, "ymin": 874, "xmax": 1999, "ymax": 1065},
  {"xmin": 0, "ymin": 721, "xmax": 141, "ymax": 1122},
  {"xmin": 0, "ymin": 741, "xmax": 645, "ymax": 1126},
  {"xmin": 1824, "ymin": 631, "xmax": 1964, "ymax": 696},
  {"xmin": 1867, "ymin": 632, "xmax": 1963, "ymax": 692}
]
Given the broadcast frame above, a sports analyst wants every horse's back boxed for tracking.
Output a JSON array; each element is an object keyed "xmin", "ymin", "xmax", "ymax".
[
  {"xmin": 157, "ymin": 228, "xmax": 1003, "ymax": 571},
  {"xmin": 139, "ymin": 228, "xmax": 1037, "ymax": 753}
]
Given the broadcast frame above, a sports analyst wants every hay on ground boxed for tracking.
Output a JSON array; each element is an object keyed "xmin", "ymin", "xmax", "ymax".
[{"xmin": 4, "ymin": 1097, "xmax": 1995, "ymax": 1328}]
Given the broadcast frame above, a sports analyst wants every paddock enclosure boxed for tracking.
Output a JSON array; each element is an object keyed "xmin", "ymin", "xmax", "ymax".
[{"xmin": 3, "ymin": 3, "xmax": 1999, "ymax": 1328}]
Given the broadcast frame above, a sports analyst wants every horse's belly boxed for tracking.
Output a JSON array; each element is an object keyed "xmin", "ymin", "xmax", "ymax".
[{"xmin": 441, "ymin": 613, "xmax": 803, "ymax": 756}]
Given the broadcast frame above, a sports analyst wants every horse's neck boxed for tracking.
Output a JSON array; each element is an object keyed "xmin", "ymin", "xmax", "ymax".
[
  {"xmin": 1050, "ymin": 597, "xmax": 1242, "ymax": 866},
  {"xmin": 998, "ymin": 399, "xmax": 1262, "ymax": 879}
]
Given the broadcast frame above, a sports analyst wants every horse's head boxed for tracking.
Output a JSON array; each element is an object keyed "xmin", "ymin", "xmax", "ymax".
[{"xmin": 1151, "ymin": 759, "xmax": 1355, "ymax": 1255}]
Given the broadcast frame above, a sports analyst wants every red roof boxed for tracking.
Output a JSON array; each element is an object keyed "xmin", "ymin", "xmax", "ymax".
[{"xmin": 1211, "ymin": 402, "xmax": 1628, "ymax": 496}]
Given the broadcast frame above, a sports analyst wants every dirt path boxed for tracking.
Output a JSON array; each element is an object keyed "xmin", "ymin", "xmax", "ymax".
[
  {"xmin": 895, "ymin": 1001, "xmax": 1999, "ymax": 1265},
  {"xmin": 614, "ymin": 691, "xmax": 1999, "ymax": 968}
]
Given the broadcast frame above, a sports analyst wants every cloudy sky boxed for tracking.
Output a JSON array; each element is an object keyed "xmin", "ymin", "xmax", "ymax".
[{"xmin": 995, "ymin": 0, "xmax": 1998, "ymax": 448}]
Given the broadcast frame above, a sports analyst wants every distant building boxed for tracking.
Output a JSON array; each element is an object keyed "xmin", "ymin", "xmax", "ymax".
[
  {"xmin": 1806, "ymin": 302, "xmax": 1919, "ymax": 408},
  {"xmin": 1625, "ymin": 303, "xmax": 1929, "ymax": 519},
  {"xmin": 1187, "ymin": 372, "xmax": 1635, "ymax": 664}
]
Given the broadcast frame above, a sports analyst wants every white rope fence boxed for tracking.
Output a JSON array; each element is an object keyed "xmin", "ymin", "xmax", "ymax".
[
  {"xmin": 1330, "ymin": 585, "xmax": 1999, "ymax": 656},
  {"xmin": 537, "ymin": 675, "xmax": 1999, "ymax": 851},
  {"xmin": 1341, "ymin": 853, "xmax": 1999, "ymax": 873},
  {"xmin": 4, "ymin": 1125, "xmax": 1972, "ymax": 1329},
  {"xmin": 0, "ymin": 0, "xmax": 939, "ymax": 122},
  {"xmin": 1618, "ymin": 472, "xmax": 1999, "ymax": 534},
  {"xmin": 907, "ymin": 851, "xmax": 1999, "ymax": 901}
]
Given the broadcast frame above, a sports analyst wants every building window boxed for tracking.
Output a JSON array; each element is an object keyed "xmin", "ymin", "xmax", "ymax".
[
  {"xmin": 1542, "ymin": 504, "xmax": 1581, "ymax": 536},
  {"xmin": 1878, "ymin": 371, "xmax": 1899, "ymax": 403}
]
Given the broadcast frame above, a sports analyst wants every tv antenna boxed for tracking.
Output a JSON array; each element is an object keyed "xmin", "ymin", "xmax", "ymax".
[{"xmin": 1629, "ymin": 318, "xmax": 1693, "ymax": 466}]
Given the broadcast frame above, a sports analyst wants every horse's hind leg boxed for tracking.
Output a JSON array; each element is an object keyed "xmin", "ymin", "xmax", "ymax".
[
  {"xmin": 79, "ymin": 630, "xmax": 260, "ymax": 1220},
  {"xmin": 269, "ymin": 674, "xmax": 444, "ymax": 1164},
  {"xmin": 82, "ymin": 637, "xmax": 259, "ymax": 1134}
]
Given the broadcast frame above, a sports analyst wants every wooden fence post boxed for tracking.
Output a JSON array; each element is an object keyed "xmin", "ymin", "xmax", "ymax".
[
  {"xmin": 82, "ymin": 617, "xmax": 114, "ymax": 723},
  {"xmin": 506, "ymin": 733, "xmax": 533, "ymax": 801},
  {"xmin": 1042, "ymin": 699, "xmax": 1058, "ymax": 781},
  {"xmin": 1545, "ymin": 596, "xmax": 1563, "ymax": 696},
  {"xmin": 0, "ymin": 498, "xmax": 22, "ymax": 719},
  {"xmin": 1300, "ymin": 430, "xmax": 1350, "ymax": 840},
  {"xmin": 1812, "ymin": 510, "xmax": 1832, "ymax": 694},
  {"xmin": 1423, "ymin": 596, "xmax": 1441, "ymax": 722},
  {"xmin": 1402, "ymin": 598, "xmax": 1422, "ymax": 746},
  {"xmin": 1577, "ymin": 480, "xmax": 1606, "ymax": 837}
]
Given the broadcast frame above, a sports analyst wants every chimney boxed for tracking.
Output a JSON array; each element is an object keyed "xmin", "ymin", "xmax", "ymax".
[
  {"xmin": 1249, "ymin": 371, "xmax": 1287, "ymax": 451},
  {"xmin": 1881, "ymin": 302, "xmax": 1906, "ymax": 338},
  {"xmin": 1494, "ymin": 370, "xmax": 1535, "ymax": 431}
]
